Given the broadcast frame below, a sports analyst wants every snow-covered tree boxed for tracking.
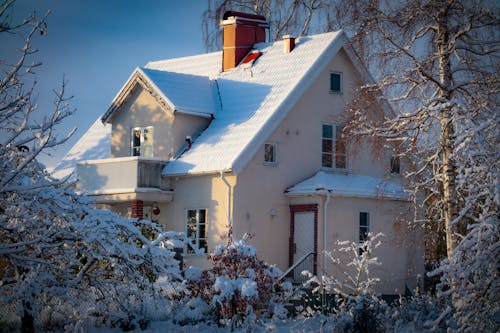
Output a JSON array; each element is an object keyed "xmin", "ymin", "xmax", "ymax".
[
  {"xmin": 0, "ymin": 2, "xmax": 185, "ymax": 330},
  {"xmin": 185, "ymin": 234, "xmax": 291, "ymax": 329}
]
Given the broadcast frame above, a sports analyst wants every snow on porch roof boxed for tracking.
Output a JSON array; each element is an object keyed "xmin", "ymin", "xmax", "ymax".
[
  {"xmin": 285, "ymin": 171, "xmax": 410, "ymax": 201},
  {"xmin": 147, "ymin": 31, "xmax": 345, "ymax": 176}
]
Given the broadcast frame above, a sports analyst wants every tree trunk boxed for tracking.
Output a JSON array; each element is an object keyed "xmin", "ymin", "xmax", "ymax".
[{"xmin": 437, "ymin": 6, "xmax": 459, "ymax": 259}]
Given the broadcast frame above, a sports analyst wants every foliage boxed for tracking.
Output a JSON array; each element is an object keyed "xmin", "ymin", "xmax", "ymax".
[
  {"xmin": 0, "ymin": 1, "xmax": 185, "ymax": 330},
  {"xmin": 185, "ymin": 235, "xmax": 292, "ymax": 329}
]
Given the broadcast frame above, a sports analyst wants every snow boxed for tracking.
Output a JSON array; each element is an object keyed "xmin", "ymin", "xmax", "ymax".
[
  {"xmin": 285, "ymin": 170, "xmax": 409, "ymax": 200},
  {"xmin": 51, "ymin": 117, "xmax": 111, "ymax": 181},
  {"xmin": 146, "ymin": 31, "xmax": 343, "ymax": 175},
  {"xmin": 139, "ymin": 67, "xmax": 215, "ymax": 118}
]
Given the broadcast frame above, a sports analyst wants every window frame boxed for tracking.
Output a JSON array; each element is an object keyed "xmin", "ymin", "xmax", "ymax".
[
  {"xmin": 358, "ymin": 211, "xmax": 370, "ymax": 255},
  {"xmin": 263, "ymin": 142, "xmax": 278, "ymax": 166},
  {"xmin": 390, "ymin": 155, "xmax": 401, "ymax": 174},
  {"xmin": 130, "ymin": 126, "xmax": 154, "ymax": 157},
  {"xmin": 185, "ymin": 208, "xmax": 208, "ymax": 255},
  {"xmin": 329, "ymin": 72, "xmax": 343, "ymax": 94},
  {"xmin": 321, "ymin": 123, "xmax": 347, "ymax": 170}
]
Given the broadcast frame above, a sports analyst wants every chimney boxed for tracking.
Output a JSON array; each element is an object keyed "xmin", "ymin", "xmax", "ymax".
[
  {"xmin": 221, "ymin": 11, "xmax": 268, "ymax": 71},
  {"xmin": 283, "ymin": 35, "xmax": 295, "ymax": 54}
]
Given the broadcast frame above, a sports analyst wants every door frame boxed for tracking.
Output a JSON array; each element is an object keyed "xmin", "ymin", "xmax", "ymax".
[{"xmin": 289, "ymin": 204, "xmax": 318, "ymax": 274}]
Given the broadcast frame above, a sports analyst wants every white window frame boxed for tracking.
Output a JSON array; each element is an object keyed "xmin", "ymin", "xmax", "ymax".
[
  {"xmin": 358, "ymin": 211, "xmax": 370, "ymax": 255},
  {"xmin": 321, "ymin": 123, "xmax": 347, "ymax": 170},
  {"xmin": 185, "ymin": 208, "xmax": 208, "ymax": 255},
  {"xmin": 131, "ymin": 126, "xmax": 154, "ymax": 157},
  {"xmin": 263, "ymin": 142, "xmax": 278, "ymax": 166},
  {"xmin": 329, "ymin": 71, "xmax": 343, "ymax": 94}
]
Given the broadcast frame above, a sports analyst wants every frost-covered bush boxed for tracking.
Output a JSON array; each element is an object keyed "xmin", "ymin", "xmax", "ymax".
[
  {"xmin": 302, "ymin": 233, "xmax": 389, "ymax": 331},
  {"xmin": 430, "ymin": 218, "xmax": 500, "ymax": 332},
  {"xmin": 0, "ymin": 151, "xmax": 186, "ymax": 330},
  {"xmin": 185, "ymin": 235, "xmax": 292, "ymax": 328}
]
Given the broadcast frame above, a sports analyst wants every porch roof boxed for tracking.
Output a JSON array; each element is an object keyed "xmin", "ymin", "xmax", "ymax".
[{"xmin": 285, "ymin": 171, "xmax": 410, "ymax": 201}]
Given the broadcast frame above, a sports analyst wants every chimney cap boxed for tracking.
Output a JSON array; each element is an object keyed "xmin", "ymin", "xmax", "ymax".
[{"xmin": 222, "ymin": 11, "xmax": 266, "ymax": 22}]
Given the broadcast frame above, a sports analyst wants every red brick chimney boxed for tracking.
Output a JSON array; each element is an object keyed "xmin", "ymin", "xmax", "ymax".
[{"xmin": 221, "ymin": 11, "xmax": 268, "ymax": 71}]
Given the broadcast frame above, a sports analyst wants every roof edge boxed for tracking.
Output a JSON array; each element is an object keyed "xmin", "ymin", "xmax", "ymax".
[
  {"xmin": 101, "ymin": 67, "xmax": 176, "ymax": 124},
  {"xmin": 231, "ymin": 31, "xmax": 345, "ymax": 175}
]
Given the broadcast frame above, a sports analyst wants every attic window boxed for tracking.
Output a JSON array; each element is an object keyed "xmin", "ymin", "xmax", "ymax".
[
  {"xmin": 241, "ymin": 51, "xmax": 262, "ymax": 65},
  {"xmin": 330, "ymin": 72, "xmax": 342, "ymax": 93}
]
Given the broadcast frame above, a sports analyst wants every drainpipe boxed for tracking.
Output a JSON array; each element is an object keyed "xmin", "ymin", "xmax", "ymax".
[
  {"xmin": 220, "ymin": 171, "xmax": 233, "ymax": 239},
  {"xmin": 322, "ymin": 190, "xmax": 332, "ymax": 309}
]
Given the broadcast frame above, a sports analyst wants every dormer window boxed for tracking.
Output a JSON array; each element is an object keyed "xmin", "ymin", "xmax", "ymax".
[
  {"xmin": 131, "ymin": 126, "xmax": 153, "ymax": 157},
  {"xmin": 330, "ymin": 72, "xmax": 342, "ymax": 93}
]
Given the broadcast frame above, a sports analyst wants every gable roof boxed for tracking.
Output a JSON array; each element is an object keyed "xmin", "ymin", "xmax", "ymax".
[
  {"xmin": 102, "ymin": 67, "xmax": 216, "ymax": 123},
  {"xmin": 145, "ymin": 31, "xmax": 345, "ymax": 176},
  {"xmin": 57, "ymin": 30, "xmax": 363, "ymax": 178}
]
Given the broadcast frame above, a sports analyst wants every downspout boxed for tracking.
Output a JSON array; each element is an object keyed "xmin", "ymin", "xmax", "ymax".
[
  {"xmin": 220, "ymin": 171, "xmax": 233, "ymax": 240},
  {"xmin": 322, "ymin": 190, "xmax": 332, "ymax": 309}
]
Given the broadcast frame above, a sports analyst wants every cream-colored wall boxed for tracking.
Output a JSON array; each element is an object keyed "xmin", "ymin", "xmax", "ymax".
[
  {"xmin": 231, "ymin": 48, "xmax": 422, "ymax": 294},
  {"xmin": 160, "ymin": 173, "xmax": 236, "ymax": 269},
  {"xmin": 322, "ymin": 197, "xmax": 422, "ymax": 294},
  {"xmin": 110, "ymin": 85, "xmax": 210, "ymax": 159}
]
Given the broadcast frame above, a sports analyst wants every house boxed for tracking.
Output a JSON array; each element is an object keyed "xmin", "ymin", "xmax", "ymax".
[{"xmin": 57, "ymin": 11, "xmax": 424, "ymax": 295}]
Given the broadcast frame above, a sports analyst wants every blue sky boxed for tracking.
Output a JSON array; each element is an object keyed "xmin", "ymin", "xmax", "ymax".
[{"xmin": 6, "ymin": 1, "xmax": 208, "ymax": 167}]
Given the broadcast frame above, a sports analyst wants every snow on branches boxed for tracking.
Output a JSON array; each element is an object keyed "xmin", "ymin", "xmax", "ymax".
[{"xmin": 185, "ymin": 236, "xmax": 291, "ymax": 328}]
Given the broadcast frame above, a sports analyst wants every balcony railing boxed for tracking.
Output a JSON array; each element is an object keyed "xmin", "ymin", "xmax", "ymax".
[{"xmin": 77, "ymin": 156, "xmax": 168, "ymax": 194}]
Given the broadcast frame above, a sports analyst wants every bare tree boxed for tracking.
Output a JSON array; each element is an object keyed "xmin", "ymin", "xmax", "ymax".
[
  {"xmin": 337, "ymin": 0, "xmax": 499, "ymax": 259},
  {"xmin": 202, "ymin": 0, "xmax": 337, "ymax": 51}
]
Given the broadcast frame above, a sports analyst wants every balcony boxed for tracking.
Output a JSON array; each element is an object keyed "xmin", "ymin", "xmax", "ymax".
[{"xmin": 77, "ymin": 157, "xmax": 173, "ymax": 203}]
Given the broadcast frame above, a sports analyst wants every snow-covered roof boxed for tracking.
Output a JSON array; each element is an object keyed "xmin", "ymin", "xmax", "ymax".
[
  {"xmin": 51, "ymin": 118, "xmax": 111, "ymax": 181},
  {"xmin": 285, "ymin": 171, "xmax": 409, "ymax": 200},
  {"xmin": 102, "ymin": 67, "xmax": 216, "ymax": 122},
  {"xmin": 146, "ymin": 31, "xmax": 344, "ymax": 175},
  {"xmin": 62, "ymin": 31, "xmax": 351, "ymax": 177}
]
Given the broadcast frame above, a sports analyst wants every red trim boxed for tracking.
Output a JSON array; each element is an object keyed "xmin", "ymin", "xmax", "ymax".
[
  {"xmin": 242, "ymin": 51, "xmax": 262, "ymax": 64},
  {"xmin": 289, "ymin": 204, "xmax": 318, "ymax": 275}
]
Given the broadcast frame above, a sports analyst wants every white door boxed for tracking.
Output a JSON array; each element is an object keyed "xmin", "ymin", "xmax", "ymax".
[{"xmin": 293, "ymin": 212, "xmax": 314, "ymax": 280}]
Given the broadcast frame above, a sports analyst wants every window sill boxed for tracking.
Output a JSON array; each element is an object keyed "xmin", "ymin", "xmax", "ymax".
[
  {"xmin": 329, "ymin": 90, "xmax": 343, "ymax": 95},
  {"xmin": 263, "ymin": 161, "xmax": 279, "ymax": 167},
  {"xmin": 321, "ymin": 167, "xmax": 349, "ymax": 174}
]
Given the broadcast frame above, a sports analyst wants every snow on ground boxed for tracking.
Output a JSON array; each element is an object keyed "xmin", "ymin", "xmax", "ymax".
[{"xmin": 93, "ymin": 316, "xmax": 427, "ymax": 333}]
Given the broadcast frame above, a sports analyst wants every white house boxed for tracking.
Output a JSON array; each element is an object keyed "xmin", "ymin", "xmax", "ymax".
[{"xmin": 55, "ymin": 11, "xmax": 424, "ymax": 295}]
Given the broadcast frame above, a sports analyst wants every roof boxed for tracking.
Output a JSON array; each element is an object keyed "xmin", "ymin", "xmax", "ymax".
[
  {"xmin": 51, "ymin": 118, "xmax": 111, "ymax": 181},
  {"xmin": 102, "ymin": 67, "xmax": 216, "ymax": 122},
  {"xmin": 148, "ymin": 31, "xmax": 345, "ymax": 175},
  {"xmin": 57, "ymin": 30, "xmax": 354, "ymax": 177},
  {"xmin": 285, "ymin": 171, "xmax": 409, "ymax": 201}
]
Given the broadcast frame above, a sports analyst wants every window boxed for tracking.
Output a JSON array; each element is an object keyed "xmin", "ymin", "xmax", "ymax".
[
  {"xmin": 390, "ymin": 156, "xmax": 400, "ymax": 174},
  {"xmin": 264, "ymin": 143, "xmax": 277, "ymax": 165},
  {"xmin": 330, "ymin": 72, "xmax": 342, "ymax": 93},
  {"xmin": 322, "ymin": 124, "xmax": 346, "ymax": 169},
  {"xmin": 186, "ymin": 209, "xmax": 207, "ymax": 254},
  {"xmin": 131, "ymin": 126, "xmax": 153, "ymax": 157},
  {"xmin": 359, "ymin": 212, "xmax": 370, "ymax": 255}
]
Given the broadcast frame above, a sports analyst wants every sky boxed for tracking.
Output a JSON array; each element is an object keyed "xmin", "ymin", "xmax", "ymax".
[{"xmin": 3, "ymin": 0, "xmax": 208, "ymax": 168}]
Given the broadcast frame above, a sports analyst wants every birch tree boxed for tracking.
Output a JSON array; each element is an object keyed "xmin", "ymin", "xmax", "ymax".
[{"xmin": 336, "ymin": 0, "xmax": 499, "ymax": 259}]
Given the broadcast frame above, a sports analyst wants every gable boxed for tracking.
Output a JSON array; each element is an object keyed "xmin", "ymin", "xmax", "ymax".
[
  {"xmin": 102, "ymin": 68, "xmax": 215, "ymax": 124},
  {"xmin": 161, "ymin": 31, "xmax": 345, "ymax": 176},
  {"xmin": 110, "ymin": 85, "xmax": 210, "ymax": 159}
]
